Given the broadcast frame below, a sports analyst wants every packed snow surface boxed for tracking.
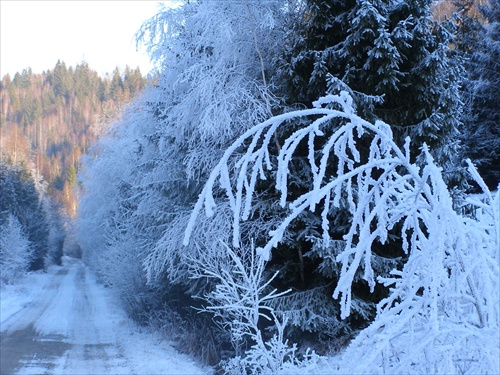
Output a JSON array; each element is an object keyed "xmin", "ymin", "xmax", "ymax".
[{"xmin": 0, "ymin": 258, "xmax": 209, "ymax": 374}]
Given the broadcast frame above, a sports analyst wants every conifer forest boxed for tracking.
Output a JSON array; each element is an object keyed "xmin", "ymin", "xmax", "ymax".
[{"xmin": 1, "ymin": 0, "xmax": 499, "ymax": 373}]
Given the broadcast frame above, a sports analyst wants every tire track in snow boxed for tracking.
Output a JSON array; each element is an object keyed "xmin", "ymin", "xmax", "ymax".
[
  {"xmin": 56, "ymin": 264, "xmax": 123, "ymax": 373},
  {"xmin": 0, "ymin": 261, "xmax": 207, "ymax": 375},
  {"xmin": 0, "ymin": 268, "xmax": 71, "ymax": 374},
  {"xmin": 1, "ymin": 261, "xmax": 207, "ymax": 374}
]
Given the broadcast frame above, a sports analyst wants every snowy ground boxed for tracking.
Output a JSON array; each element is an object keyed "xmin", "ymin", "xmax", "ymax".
[{"xmin": 0, "ymin": 258, "xmax": 210, "ymax": 374}]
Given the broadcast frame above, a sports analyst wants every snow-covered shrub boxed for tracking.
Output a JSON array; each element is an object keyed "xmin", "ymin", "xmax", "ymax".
[
  {"xmin": 100, "ymin": 231, "xmax": 153, "ymax": 322},
  {"xmin": 334, "ymin": 163, "xmax": 499, "ymax": 374},
  {"xmin": 0, "ymin": 214, "xmax": 34, "ymax": 284},
  {"xmin": 189, "ymin": 242, "xmax": 298, "ymax": 374},
  {"xmin": 146, "ymin": 302, "xmax": 222, "ymax": 365},
  {"xmin": 185, "ymin": 92, "xmax": 499, "ymax": 373}
]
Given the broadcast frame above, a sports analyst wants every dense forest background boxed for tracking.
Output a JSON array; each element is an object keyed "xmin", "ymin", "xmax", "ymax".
[{"xmin": 0, "ymin": 61, "xmax": 147, "ymax": 217}]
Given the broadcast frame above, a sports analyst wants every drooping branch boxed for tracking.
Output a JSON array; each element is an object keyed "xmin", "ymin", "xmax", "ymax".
[
  {"xmin": 183, "ymin": 92, "xmax": 411, "ymax": 248},
  {"xmin": 184, "ymin": 92, "xmax": 498, "ymax": 323}
]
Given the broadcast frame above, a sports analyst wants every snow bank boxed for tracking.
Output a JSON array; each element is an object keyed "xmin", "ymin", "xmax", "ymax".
[
  {"xmin": 1, "ymin": 269, "xmax": 52, "ymax": 330},
  {"xmin": 2, "ymin": 262, "xmax": 211, "ymax": 374}
]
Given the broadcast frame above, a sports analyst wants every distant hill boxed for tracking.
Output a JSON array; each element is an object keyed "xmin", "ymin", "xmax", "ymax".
[
  {"xmin": 432, "ymin": 0, "xmax": 485, "ymax": 21},
  {"xmin": 0, "ymin": 61, "xmax": 148, "ymax": 216}
]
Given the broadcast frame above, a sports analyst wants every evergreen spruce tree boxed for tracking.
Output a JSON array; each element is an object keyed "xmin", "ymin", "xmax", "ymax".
[
  {"xmin": 0, "ymin": 159, "xmax": 49, "ymax": 270},
  {"xmin": 465, "ymin": 0, "xmax": 500, "ymax": 189},
  {"xmin": 281, "ymin": 0, "xmax": 463, "ymax": 163},
  {"xmin": 453, "ymin": 0, "xmax": 483, "ymax": 54},
  {"xmin": 265, "ymin": 0, "xmax": 466, "ymax": 342}
]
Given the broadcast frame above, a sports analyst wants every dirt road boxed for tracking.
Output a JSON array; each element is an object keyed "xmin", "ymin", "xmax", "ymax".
[{"xmin": 0, "ymin": 261, "xmax": 205, "ymax": 374}]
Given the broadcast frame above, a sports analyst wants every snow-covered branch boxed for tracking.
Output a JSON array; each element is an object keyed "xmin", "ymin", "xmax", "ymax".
[
  {"xmin": 184, "ymin": 93, "xmax": 499, "ymax": 370},
  {"xmin": 188, "ymin": 242, "xmax": 296, "ymax": 373},
  {"xmin": 184, "ymin": 92, "xmax": 427, "ymax": 317}
]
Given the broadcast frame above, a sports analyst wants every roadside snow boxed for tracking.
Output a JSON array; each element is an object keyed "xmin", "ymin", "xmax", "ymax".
[
  {"xmin": 1, "ymin": 259, "xmax": 210, "ymax": 375},
  {"xmin": 1, "ymin": 270, "xmax": 51, "ymax": 327}
]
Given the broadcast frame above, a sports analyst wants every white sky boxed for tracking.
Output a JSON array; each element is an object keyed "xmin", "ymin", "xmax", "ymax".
[{"xmin": 0, "ymin": 1, "xmax": 168, "ymax": 78}]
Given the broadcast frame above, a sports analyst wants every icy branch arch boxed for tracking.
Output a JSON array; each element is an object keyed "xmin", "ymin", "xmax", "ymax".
[{"xmin": 183, "ymin": 92, "xmax": 499, "ymax": 322}]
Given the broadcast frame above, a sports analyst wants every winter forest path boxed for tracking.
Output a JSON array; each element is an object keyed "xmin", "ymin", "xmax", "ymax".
[{"xmin": 0, "ymin": 260, "xmax": 207, "ymax": 374}]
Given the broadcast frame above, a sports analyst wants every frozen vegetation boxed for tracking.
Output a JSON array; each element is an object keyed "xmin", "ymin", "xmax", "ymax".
[
  {"xmin": 2, "ymin": 0, "xmax": 499, "ymax": 373},
  {"xmin": 184, "ymin": 92, "xmax": 500, "ymax": 373}
]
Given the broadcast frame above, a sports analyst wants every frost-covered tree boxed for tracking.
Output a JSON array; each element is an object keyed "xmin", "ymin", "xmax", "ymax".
[
  {"xmin": 0, "ymin": 159, "xmax": 49, "ymax": 270},
  {"xmin": 79, "ymin": 96, "xmax": 185, "ymax": 328},
  {"xmin": 281, "ymin": 0, "xmax": 463, "ymax": 164},
  {"xmin": 136, "ymin": 0, "xmax": 284, "ymax": 178},
  {"xmin": 139, "ymin": 1, "xmax": 291, "ymax": 358},
  {"xmin": 269, "ymin": 0, "xmax": 466, "ymax": 339},
  {"xmin": 78, "ymin": 0, "xmax": 291, "ymax": 363},
  {"xmin": 335, "ymin": 167, "xmax": 499, "ymax": 374},
  {"xmin": 136, "ymin": 0, "xmax": 287, "ymax": 284},
  {"xmin": 189, "ymin": 243, "xmax": 301, "ymax": 374},
  {"xmin": 0, "ymin": 214, "xmax": 34, "ymax": 284},
  {"xmin": 463, "ymin": 0, "xmax": 500, "ymax": 189},
  {"xmin": 185, "ymin": 92, "xmax": 499, "ymax": 373}
]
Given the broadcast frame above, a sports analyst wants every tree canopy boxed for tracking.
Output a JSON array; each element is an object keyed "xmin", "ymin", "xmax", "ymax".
[{"xmin": 75, "ymin": 0, "xmax": 499, "ymax": 373}]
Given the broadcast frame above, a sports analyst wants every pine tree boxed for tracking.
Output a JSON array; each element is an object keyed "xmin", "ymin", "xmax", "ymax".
[
  {"xmin": 110, "ymin": 67, "xmax": 124, "ymax": 101},
  {"xmin": 453, "ymin": 0, "xmax": 483, "ymax": 54},
  {"xmin": 50, "ymin": 60, "xmax": 70, "ymax": 99},
  {"xmin": 261, "ymin": 0, "xmax": 466, "ymax": 342}
]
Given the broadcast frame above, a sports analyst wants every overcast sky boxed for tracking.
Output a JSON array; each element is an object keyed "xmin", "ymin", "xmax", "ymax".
[{"xmin": 0, "ymin": 1, "xmax": 168, "ymax": 78}]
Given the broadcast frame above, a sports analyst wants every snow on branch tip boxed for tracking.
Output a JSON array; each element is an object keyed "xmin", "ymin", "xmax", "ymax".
[{"xmin": 182, "ymin": 91, "xmax": 411, "ymax": 258}]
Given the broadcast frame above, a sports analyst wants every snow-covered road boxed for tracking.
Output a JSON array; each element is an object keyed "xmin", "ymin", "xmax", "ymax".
[{"xmin": 0, "ymin": 260, "xmax": 208, "ymax": 374}]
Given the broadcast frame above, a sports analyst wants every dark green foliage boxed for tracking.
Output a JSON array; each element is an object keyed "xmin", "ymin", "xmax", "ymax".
[
  {"xmin": 45, "ymin": 199, "xmax": 66, "ymax": 266},
  {"xmin": 267, "ymin": 0, "xmax": 465, "ymax": 345},
  {"xmin": 0, "ymin": 159, "xmax": 49, "ymax": 270},
  {"xmin": 49, "ymin": 60, "xmax": 72, "ymax": 99},
  {"xmin": 110, "ymin": 67, "xmax": 124, "ymax": 100},
  {"xmin": 464, "ymin": 0, "xmax": 500, "ymax": 189},
  {"xmin": 453, "ymin": 0, "xmax": 484, "ymax": 54},
  {"xmin": 281, "ymin": 0, "xmax": 463, "ymax": 163}
]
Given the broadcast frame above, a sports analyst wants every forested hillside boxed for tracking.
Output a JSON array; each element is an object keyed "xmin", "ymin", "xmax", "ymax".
[{"xmin": 0, "ymin": 61, "xmax": 147, "ymax": 216}]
